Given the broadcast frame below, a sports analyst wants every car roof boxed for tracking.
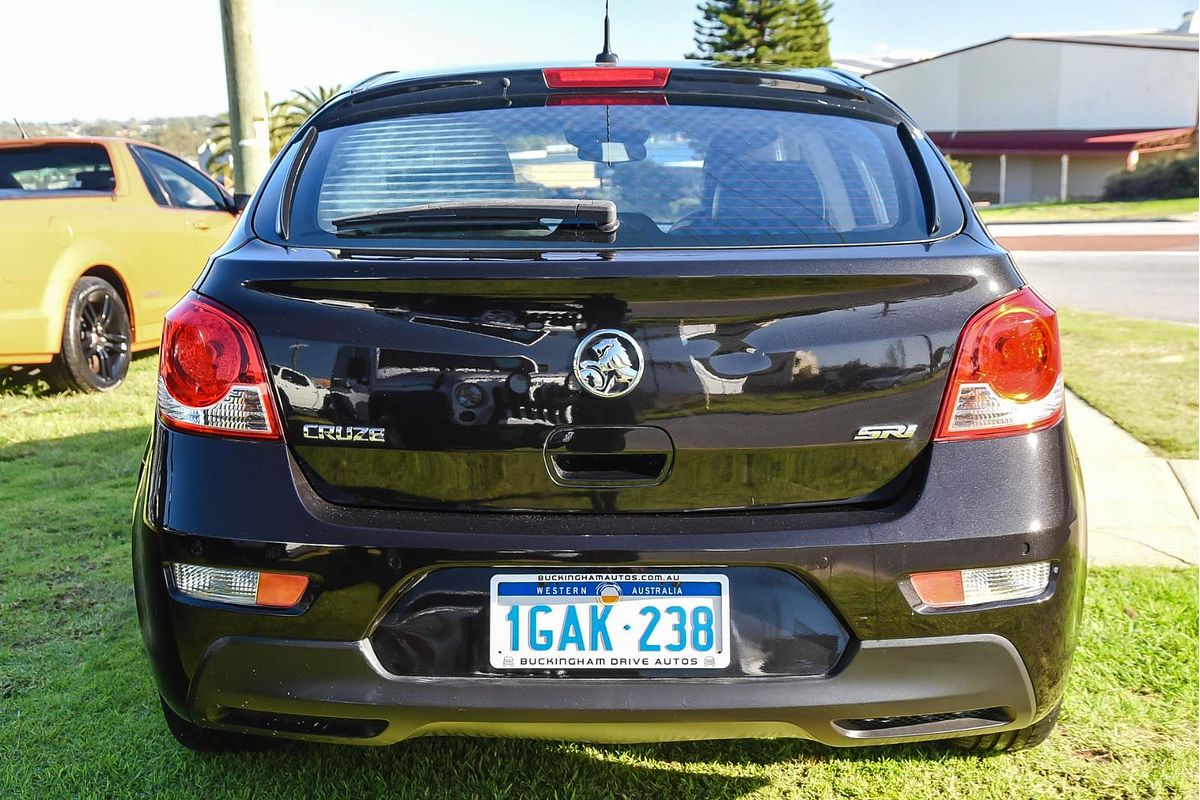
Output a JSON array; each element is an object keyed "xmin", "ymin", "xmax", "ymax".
[
  {"xmin": 351, "ymin": 60, "xmax": 870, "ymax": 93},
  {"xmin": 0, "ymin": 136, "xmax": 153, "ymax": 150}
]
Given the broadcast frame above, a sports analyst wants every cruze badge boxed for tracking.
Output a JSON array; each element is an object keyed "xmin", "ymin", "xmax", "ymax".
[
  {"xmin": 302, "ymin": 424, "xmax": 385, "ymax": 443},
  {"xmin": 573, "ymin": 329, "xmax": 644, "ymax": 398},
  {"xmin": 854, "ymin": 424, "xmax": 918, "ymax": 441}
]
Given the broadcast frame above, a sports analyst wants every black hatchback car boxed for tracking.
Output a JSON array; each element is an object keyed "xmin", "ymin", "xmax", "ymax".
[{"xmin": 133, "ymin": 62, "xmax": 1085, "ymax": 753}]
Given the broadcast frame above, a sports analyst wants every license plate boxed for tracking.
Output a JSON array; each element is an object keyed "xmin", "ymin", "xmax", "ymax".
[{"xmin": 489, "ymin": 572, "xmax": 730, "ymax": 670}]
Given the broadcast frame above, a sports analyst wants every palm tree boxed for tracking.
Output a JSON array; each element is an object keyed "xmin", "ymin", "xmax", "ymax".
[
  {"xmin": 269, "ymin": 85, "xmax": 342, "ymax": 144},
  {"xmin": 204, "ymin": 85, "xmax": 342, "ymax": 183}
]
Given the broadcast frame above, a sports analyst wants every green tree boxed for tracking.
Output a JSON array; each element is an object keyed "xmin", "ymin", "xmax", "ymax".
[
  {"xmin": 1103, "ymin": 156, "xmax": 1198, "ymax": 200},
  {"xmin": 206, "ymin": 85, "xmax": 342, "ymax": 182},
  {"xmin": 269, "ymin": 85, "xmax": 343, "ymax": 143},
  {"xmin": 946, "ymin": 156, "xmax": 972, "ymax": 189},
  {"xmin": 141, "ymin": 116, "xmax": 218, "ymax": 158},
  {"xmin": 688, "ymin": 0, "xmax": 833, "ymax": 67}
]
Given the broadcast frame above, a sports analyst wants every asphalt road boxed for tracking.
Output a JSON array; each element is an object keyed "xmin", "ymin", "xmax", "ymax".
[{"xmin": 1012, "ymin": 250, "xmax": 1199, "ymax": 325}]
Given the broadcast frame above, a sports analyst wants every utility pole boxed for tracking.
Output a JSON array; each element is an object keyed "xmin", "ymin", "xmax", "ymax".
[{"xmin": 219, "ymin": 0, "xmax": 271, "ymax": 193}]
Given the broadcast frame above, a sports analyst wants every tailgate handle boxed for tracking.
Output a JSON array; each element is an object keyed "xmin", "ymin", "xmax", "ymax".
[
  {"xmin": 551, "ymin": 453, "xmax": 669, "ymax": 482},
  {"xmin": 543, "ymin": 426, "xmax": 674, "ymax": 487}
]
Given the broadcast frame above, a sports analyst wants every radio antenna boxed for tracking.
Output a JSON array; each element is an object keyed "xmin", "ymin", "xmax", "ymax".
[
  {"xmin": 13, "ymin": 118, "xmax": 29, "ymax": 139},
  {"xmin": 595, "ymin": 0, "xmax": 619, "ymax": 64}
]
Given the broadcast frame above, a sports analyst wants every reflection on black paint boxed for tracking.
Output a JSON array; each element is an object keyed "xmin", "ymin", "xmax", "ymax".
[{"xmin": 261, "ymin": 273, "xmax": 975, "ymax": 511}]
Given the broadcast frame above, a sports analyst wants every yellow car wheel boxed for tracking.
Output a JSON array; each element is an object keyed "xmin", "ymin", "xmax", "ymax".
[{"xmin": 44, "ymin": 276, "xmax": 132, "ymax": 393}]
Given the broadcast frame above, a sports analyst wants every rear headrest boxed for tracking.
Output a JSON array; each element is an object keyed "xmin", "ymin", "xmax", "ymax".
[
  {"xmin": 700, "ymin": 130, "xmax": 781, "ymax": 207},
  {"xmin": 76, "ymin": 170, "xmax": 115, "ymax": 191},
  {"xmin": 711, "ymin": 161, "xmax": 827, "ymax": 224}
]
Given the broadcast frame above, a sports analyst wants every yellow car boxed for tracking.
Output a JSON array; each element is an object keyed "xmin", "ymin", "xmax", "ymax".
[{"xmin": 0, "ymin": 137, "xmax": 240, "ymax": 391}]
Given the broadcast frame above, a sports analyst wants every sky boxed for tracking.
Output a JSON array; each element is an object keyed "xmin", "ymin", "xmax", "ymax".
[{"xmin": 3, "ymin": 0, "xmax": 1194, "ymax": 120}]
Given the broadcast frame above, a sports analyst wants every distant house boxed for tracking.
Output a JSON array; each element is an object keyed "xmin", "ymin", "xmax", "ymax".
[
  {"xmin": 832, "ymin": 49, "xmax": 933, "ymax": 77},
  {"xmin": 864, "ymin": 15, "xmax": 1199, "ymax": 204}
]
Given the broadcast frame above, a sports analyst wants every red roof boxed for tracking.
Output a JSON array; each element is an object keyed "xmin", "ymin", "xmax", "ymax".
[{"xmin": 929, "ymin": 128, "xmax": 1197, "ymax": 154}]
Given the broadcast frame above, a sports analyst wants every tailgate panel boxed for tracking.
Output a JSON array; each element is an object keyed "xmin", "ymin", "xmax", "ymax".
[{"xmin": 204, "ymin": 242, "xmax": 1016, "ymax": 512}]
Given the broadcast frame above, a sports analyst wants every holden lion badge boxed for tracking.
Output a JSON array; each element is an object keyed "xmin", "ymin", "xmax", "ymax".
[{"xmin": 573, "ymin": 329, "xmax": 644, "ymax": 398}]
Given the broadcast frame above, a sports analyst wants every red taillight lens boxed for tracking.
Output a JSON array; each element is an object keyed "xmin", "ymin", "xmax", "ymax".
[
  {"xmin": 934, "ymin": 286, "xmax": 1064, "ymax": 441},
  {"xmin": 158, "ymin": 293, "xmax": 281, "ymax": 440},
  {"xmin": 974, "ymin": 307, "xmax": 1058, "ymax": 401},
  {"xmin": 543, "ymin": 66, "xmax": 671, "ymax": 89}
]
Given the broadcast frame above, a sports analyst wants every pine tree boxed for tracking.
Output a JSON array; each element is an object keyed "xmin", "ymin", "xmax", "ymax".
[{"xmin": 689, "ymin": 0, "xmax": 833, "ymax": 68}]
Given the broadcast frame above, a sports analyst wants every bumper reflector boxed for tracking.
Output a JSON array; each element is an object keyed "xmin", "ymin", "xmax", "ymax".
[
  {"xmin": 909, "ymin": 561, "xmax": 1052, "ymax": 608},
  {"xmin": 170, "ymin": 563, "xmax": 308, "ymax": 608}
]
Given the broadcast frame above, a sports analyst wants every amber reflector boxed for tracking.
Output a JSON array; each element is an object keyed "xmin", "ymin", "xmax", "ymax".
[
  {"xmin": 255, "ymin": 572, "xmax": 309, "ymax": 608},
  {"xmin": 909, "ymin": 570, "xmax": 966, "ymax": 608}
]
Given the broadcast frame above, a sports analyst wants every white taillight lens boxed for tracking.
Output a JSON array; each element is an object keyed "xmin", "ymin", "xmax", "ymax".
[
  {"xmin": 156, "ymin": 382, "xmax": 276, "ymax": 435},
  {"xmin": 157, "ymin": 293, "xmax": 281, "ymax": 439},
  {"xmin": 943, "ymin": 377, "xmax": 1065, "ymax": 434},
  {"xmin": 935, "ymin": 287, "xmax": 1064, "ymax": 441},
  {"xmin": 909, "ymin": 561, "xmax": 1053, "ymax": 609},
  {"xmin": 170, "ymin": 563, "xmax": 309, "ymax": 608},
  {"xmin": 171, "ymin": 563, "xmax": 259, "ymax": 605}
]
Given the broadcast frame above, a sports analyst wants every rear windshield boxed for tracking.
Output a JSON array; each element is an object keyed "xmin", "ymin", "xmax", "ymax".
[
  {"xmin": 0, "ymin": 144, "xmax": 115, "ymax": 195},
  {"xmin": 280, "ymin": 103, "xmax": 935, "ymax": 249}
]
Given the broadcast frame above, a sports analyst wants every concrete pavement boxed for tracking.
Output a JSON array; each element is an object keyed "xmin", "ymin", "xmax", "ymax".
[
  {"xmin": 1067, "ymin": 391, "xmax": 1198, "ymax": 567},
  {"xmin": 1170, "ymin": 460, "xmax": 1199, "ymax": 515}
]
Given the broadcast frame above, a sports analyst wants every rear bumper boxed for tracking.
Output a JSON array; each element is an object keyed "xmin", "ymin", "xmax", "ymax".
[
  {"xmin": 190, "ymin": 633, "xmax": 1036, "ymax": 746},
  {"xmin": 133, "ymin": 418, "xmax": 1086, "ymax": 745}
]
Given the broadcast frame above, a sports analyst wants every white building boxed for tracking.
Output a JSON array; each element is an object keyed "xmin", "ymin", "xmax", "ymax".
[
  {"xmin": 832, "ymin": 49, "xmax": 933, "ymax": 77},
  {"xmin": 864, "ymin": 18, "xmax": 1199, "ymax": 203}
]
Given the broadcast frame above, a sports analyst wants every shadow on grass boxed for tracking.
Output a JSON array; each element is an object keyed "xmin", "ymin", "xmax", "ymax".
[
  {"xmin": 0, "ymin": 363, "xmax": 58, "ymax": 397},
  {"xmin": 0, "ymin": 350, "xmax": 158, "ymax": 397},
  {"xmin": 144, "ymin": 732, "xmax": 972, "ymax": 800}
]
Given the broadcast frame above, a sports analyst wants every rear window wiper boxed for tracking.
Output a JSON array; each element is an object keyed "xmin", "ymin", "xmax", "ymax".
[{"xmin": 331, "ymin": 199, "xmax": 619, "ymax": 236}]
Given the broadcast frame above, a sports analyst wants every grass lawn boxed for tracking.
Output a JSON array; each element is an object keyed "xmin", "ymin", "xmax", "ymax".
[
  {"xmin": 977, "ymin": 197, "xmax": 1199, "ymax": 223},
  {"xmin": 1059, "ymin": 308, "xmax": 1199, "ymax": 459},
  {"xmin": 2, "ymin": 358, "xmax": 1197, "ymax": 799}
]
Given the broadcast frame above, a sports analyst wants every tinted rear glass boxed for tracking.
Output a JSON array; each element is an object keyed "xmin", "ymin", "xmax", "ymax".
[
  {"xmin": 282, "ymin": 103, "xmax": 933, "ymax": 249},
  {"xmin": 0, "ymin": 144, "xmax": 114, "ymax": 194}
]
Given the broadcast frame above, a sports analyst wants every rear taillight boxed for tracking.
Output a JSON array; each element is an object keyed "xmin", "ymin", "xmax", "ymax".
[
  {"xmin": 542, "ymin": 66, "xmax": 671, "ymax": 89},
  {"xmin": 157, "ymin": 293, "xmax": 281, "ymax": 440},
  {"xmin": 908, "ymin": 562, "xmax": 1053, "ymax": 609},
  {"xmin": 934, "ymin": 286, "xmax": 1064, "ymax": 441}
]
